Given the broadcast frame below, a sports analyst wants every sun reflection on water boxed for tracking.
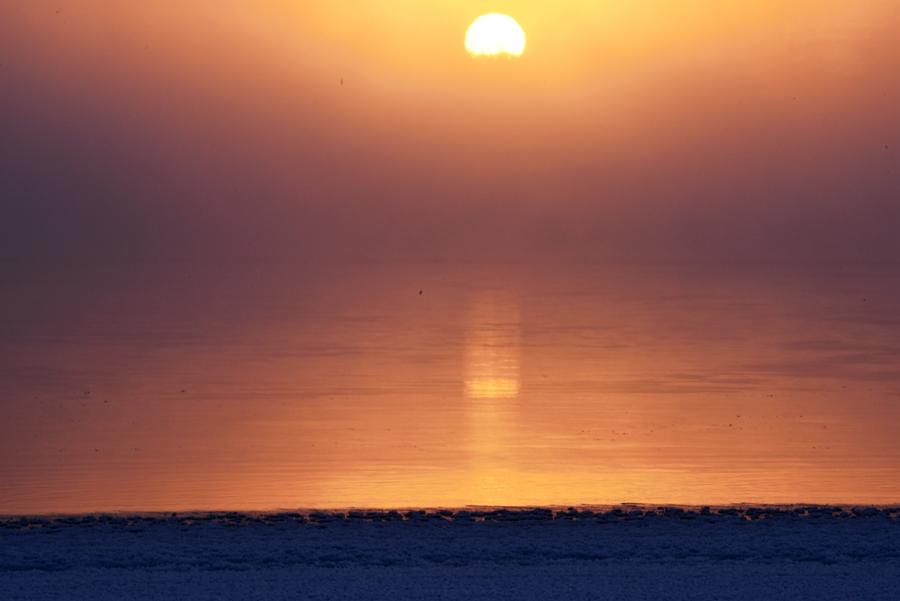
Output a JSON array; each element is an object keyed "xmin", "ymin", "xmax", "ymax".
[
  {"xmin": 463, "ymin": 292, "xmax": 523, "ymax": 504},
  {"xmin": 464, "ymin": 293, "xmax": 521, "ymax": 400}
]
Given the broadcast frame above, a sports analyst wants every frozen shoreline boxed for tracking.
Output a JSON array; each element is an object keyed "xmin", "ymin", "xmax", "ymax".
[{"xmin": 2, "ymin": 507, "xmax": 899, "ymax": 600}]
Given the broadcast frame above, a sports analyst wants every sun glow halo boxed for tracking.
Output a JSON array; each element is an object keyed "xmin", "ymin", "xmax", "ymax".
[{"xmin": 465, "ymin": 14, "xmax": 526, "ymax": 58}]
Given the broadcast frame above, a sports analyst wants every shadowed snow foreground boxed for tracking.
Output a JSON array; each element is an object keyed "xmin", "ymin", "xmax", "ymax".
[{"xmin": 2, "ymin": 507, "xmax": 899, "ymax": 600}]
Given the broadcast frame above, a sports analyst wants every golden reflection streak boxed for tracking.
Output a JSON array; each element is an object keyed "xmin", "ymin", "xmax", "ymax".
[
  {"xmin": 464, "ymin": 293, "xmax": 521, "ymax": 400},
  {"xmin": 464, "ymin": 292, "xmax": 522, "ymax": 504}
]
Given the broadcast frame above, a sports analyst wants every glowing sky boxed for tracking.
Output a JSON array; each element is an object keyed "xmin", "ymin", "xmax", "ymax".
[{"xmin": 1, "ymin": 0, "xmax": 896, "ymax": 269}]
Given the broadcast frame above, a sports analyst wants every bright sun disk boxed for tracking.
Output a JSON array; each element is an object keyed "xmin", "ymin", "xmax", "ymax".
[{"xmin": 465, "ymin": 14, "xmax": 526, "ymax": 58}]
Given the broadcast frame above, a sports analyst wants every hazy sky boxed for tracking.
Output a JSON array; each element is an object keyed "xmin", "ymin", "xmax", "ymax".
[{"xmin": 1, "ymin": 1, "xmax": 897, "ymax": 273}]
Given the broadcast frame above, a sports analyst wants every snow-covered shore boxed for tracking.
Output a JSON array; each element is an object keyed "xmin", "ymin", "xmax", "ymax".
[{"xmin": 2, "ymin": 507, "xmax": 899, "ymax": 600}]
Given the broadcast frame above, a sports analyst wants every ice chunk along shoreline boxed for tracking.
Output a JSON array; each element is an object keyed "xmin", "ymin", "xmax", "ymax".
[{"xmin": 3, "ymin": 504, "xmax": 899, "ymax": 527}]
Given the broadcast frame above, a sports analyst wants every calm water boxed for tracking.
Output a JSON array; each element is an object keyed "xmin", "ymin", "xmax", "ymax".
[{"xmin": 2, "ymin": 263, "xmax": 899, "ymax": 514}]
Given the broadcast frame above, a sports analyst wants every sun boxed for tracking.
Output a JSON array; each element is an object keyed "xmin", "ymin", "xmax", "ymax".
[{"xmin": 465, "ymin": 14, "xmax": 526, "ymax": 58}]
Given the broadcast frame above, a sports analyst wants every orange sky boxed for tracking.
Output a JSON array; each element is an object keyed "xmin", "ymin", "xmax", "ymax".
[{"xmin": 2, "ymin": 1, "xmax": 897, "ymax": 267}]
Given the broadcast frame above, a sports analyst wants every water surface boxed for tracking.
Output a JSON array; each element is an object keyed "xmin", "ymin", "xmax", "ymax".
[{"xmin": 2, "ymin": 263, "xmax": 899, "ymax": 513}]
